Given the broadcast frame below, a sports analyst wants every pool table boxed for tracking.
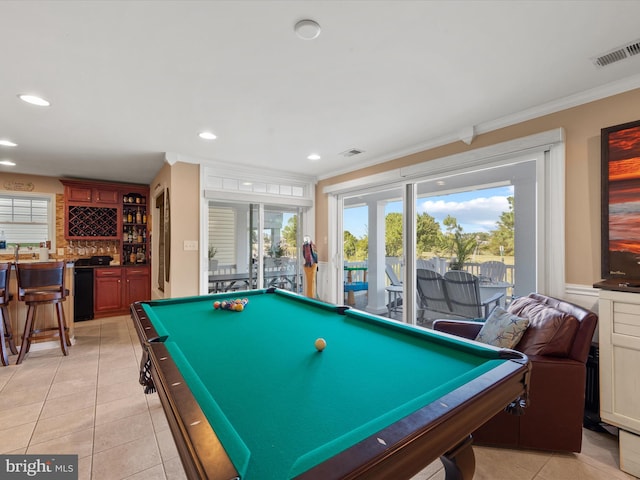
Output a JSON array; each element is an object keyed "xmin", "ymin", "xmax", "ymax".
[{"xmin": 131, "ymin": 288, "xmax": 529, "ymax": 480}]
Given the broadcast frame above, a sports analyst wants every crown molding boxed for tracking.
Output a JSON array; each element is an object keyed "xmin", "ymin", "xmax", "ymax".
[
  {"xmin": 318, "ymin": 74, "xmax": 640, "ymax": 181},
  {"xmin": 165, "ymin": 152, "xmax": 316, "ymax": 184},
  {"xmin": 477, "ymin": 73, "xmax": 640, "ymax": 134}
]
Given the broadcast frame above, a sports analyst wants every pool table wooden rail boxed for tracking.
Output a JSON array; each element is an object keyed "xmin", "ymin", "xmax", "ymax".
[
  {"xmin": 131, "ymin": 299, "xmax": 529, "ymax": 480},
  {"xmin": 131, "ymin": 302, "xmax": 240, "ymax": 480},
  {"xmin": 296, "ymin": 357, "xmax": 528, "ymax": 479}
]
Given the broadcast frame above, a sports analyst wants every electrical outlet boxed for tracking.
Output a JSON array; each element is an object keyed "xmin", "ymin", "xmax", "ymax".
[
  {"xmin": 57, "ymin": 248, "xmax": 65, "ymax": 256},
  {"xmin": 184, "ymin": 240, "xmax": 198, "ymax": 251}
]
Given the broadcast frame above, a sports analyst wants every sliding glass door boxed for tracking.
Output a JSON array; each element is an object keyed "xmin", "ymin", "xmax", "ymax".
[
  {"xmin": 342, "ymin": 187, "xmax": 405, "ymax": 317},
  {"xmin": 333, "ymin": 151, "xmax": 540, "ymax": 326},
  {"xmin": 262, "ymin": 205, "xmax": 302, "ymax": 292},
  {"xmin": 413, "ymin": 158, "xmax": 535, "ymax": 323},
  {"xmin": 208, "ymin": 201, "xmax": 303, "ymax": 294}
]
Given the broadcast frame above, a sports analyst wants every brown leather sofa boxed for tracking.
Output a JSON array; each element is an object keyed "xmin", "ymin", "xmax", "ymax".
[{"xmin": 433, "ymin": 293, "xmax": 598, "ymax": 452}]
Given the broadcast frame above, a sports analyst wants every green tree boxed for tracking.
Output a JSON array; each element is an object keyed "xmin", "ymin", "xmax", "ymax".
[
  {"xmin": 474, "ymin": 231, "xmax": 491, "ymax": 255},
  {"xmin": 442, "ymin": 214, "xmax": 460, "ymax": 235},
  {"xmin": 435, "ymin": 214, "xmax": 461, "ymax": 255},
  {"xmin": 281, "ymin": 216, "xmax": 297, "ymax": 252},
  {"xmin": 355, "ymin": 234, "xmax": 369, "ymax": 260},
  {"xmin": 344, "ymin": 230, "xmax": 357, "ymax": 259},
  {"xmin": 384, "ymin": 212, "xmax": 441, "ymax": 257},
  {"xmin": 488, "ymin": 196, "xmax": 514, "ymax": 255},
  {"xmin": 385, "ymin": 212, "xmax": 403, "ymax": 256},
  {"xmin": 416, "ymin": 212, "xmax": 440, "ymax": 255},
  {"xmin": 449, "ymin": 231, "xmax": 477, "ymax": 269},
  {"xmin": 432, "ymin": 215, "xmax": 477, "ymax": 267}
]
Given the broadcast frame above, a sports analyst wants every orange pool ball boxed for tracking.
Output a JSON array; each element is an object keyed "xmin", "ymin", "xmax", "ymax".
[{"xmin": 314, "ymin": 338, "xmax": 327, "ymax": 352}]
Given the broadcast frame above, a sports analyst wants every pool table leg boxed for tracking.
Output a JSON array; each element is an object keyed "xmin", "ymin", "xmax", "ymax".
[{"xmin": 439, "ymin": 435, "xmax": 475, "ymax": 480}]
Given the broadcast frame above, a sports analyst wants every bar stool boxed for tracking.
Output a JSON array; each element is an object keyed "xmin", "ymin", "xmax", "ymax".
[
  {"xmin": 0, "ymin": 263, "xmax": 19, "ymax": 366},
  {"xmin": 15, "ymin": 261, "xmax": 71, "ymax": 364}
]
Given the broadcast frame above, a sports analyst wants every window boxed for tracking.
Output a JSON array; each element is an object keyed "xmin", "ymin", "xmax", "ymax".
[
  {"xmin": 206, "ymin": 201, "xmax": 304, "ymax": 294},
  {"xmin": 0, "ymin": 193, "xmax": 54, "ymax": 247},
  {"xmin": 326, "ymin": 129, "xmax": 565, "ymax": 317}
]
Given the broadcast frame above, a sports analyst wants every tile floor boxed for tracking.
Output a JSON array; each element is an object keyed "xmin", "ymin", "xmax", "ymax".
[{"xmin": 0, "ymin": 314, "xmax": 635, "ymax": 480}]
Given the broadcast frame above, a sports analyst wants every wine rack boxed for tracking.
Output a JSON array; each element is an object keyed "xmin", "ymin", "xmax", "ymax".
[
  {"xmin": 122, "ymin": 193, "xmax": 148, "ymax": 265},
  {"xmin": 63, "ymin": 180, "xmax": 150, "ymax": 265},
  {"xmin": 67, "ymin": 206, "xmax": 118, "ymax": 238}
]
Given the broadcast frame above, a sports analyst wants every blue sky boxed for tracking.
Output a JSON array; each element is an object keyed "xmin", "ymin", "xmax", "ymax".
[{"xmin": 344, "ymin": 185, "xmax": 514, "ymax": 238}]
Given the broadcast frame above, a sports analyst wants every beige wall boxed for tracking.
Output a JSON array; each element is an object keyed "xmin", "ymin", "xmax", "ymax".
[
  {"xmin": 316, "ymin": 88, "xmax": 640, "ymax": 286},
  {"xmin": 150, "ymin": 161, "xmax": 200, "ymax": 299},
  {"xmin": 1, "ymin": 173, "xmax": 64, "ymax": 194}
]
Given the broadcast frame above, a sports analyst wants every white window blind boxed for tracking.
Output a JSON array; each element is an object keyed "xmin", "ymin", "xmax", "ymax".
[
  {"xmin": 208, "ymin": 205, "xmax": 236, "ymax": 265},
  {"xmin": 0, "ymin": 194, "xmax": 52, "ymax": 246}
]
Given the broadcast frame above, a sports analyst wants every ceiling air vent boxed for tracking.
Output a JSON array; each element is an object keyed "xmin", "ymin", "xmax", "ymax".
[
  {"xmin": 340, "ymin": 148, "xmax": 364, "ymax": 157},
  {"xmin": 592, "ymin": 39, "xmax": 640, "ymax": 68}
]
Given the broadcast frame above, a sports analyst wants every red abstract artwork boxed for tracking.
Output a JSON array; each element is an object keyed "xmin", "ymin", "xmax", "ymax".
[{"xmin": 602, "ymin": 120, "xmax": 640, "ymax": 279}]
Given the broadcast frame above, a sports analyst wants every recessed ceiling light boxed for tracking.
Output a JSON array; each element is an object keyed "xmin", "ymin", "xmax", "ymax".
[
  {"xmin": 436, "ymin": 180, "xmax": 446, "ymax": 186},
  {"xmin": 0, "ymin": 140, "xmax": 17, "ymax": 147},
  {"xmin": 18, "ymin": 94, "xmax": 51, "ymax": 107},
  {"xmin": 307, "ymin": 154, "xmax": 321, "ymax": 161},
  {"xmin": 0, "ymin": 160, "xmax": 16, "ymax": 166},
  {"xmin": 242, "ymin": 182, "xmax": 253, "ymax": 186},
  {"xmin": 198, "ymin": 131, "xmax": 217, "ymax": 140},
  {"xmin": 294, "ymin": 19, "xmax": 321, "ymax": 40}
]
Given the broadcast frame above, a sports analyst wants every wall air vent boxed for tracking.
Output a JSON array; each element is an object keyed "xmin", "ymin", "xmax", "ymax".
[
  {"xmin": 592, "ymin": 39, "xmax": 640, "ymax": 68},
  {"xmin": 340, "ymin": 148, "xmax": 364, "ymax": 157}
]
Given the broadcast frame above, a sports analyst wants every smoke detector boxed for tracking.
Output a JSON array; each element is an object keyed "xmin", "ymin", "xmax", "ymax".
[{"xmin": 294, "ymin": 20, "xmax": 321, "ymax": 40}]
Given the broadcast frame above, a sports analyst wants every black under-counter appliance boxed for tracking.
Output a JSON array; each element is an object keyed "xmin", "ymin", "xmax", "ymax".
[{"xmin": 74, "ymin": 256, "xmax": 113, "ymax": 322}]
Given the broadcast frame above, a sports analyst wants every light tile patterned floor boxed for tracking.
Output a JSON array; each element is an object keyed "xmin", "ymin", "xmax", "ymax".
[{"xmin": 0, "ymin": 315, "xmax": 634, "ymax": 479}]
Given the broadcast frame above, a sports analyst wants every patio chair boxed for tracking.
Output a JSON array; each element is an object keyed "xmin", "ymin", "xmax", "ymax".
[
  {"xmin": 385, "ymin": 264, "xmax": 402, "ymax": 286},
  {"xmin": 416, "ymin": 258, "xmax": 438, "ymax": 271},
  {"xmin": 443, "ymin": 270, "xmax": 504, "ymax": 319},
  {"xmin": 416, "ymin": 269, "xmax": 451, "ymax": 318},
  {"xmin": 479, "ymin": 260, "xmax": 507, "ymax": 283},
  {"xmin": 384, "ymin": 264, "xmax": 403, "ymax": 315}
]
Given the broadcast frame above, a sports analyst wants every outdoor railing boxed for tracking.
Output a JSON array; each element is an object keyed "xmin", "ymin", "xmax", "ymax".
[{"xmin": 384, "ymin": 257, "xmax": 515, "ymax": 286}]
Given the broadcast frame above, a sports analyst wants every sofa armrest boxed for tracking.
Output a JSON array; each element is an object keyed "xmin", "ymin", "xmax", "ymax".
[
  {"xmin": 432, "ymin": 319, "xmax": 484, "ymax": 340},
  {"xmin": 472, "ymin": 353, "xmax": 587, "ymax": 452}
]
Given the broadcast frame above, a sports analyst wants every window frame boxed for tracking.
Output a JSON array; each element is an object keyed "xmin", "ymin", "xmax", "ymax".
[
  {"xmin": 325, "ymin": 129, "xmax": 565, "ymax": 310},
  {"xmin": 0, "ymin": 191, "xmax": 56, "ymax": 251}
]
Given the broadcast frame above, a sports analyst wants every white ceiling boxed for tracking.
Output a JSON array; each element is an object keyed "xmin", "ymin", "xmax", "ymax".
[{"xmin": 2, "ymin": 1, "xmax": 640, "ymax": 185}]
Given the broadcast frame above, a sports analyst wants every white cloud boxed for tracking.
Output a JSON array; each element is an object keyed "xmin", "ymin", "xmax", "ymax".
[{"xmin": 419, "ymin": 196, "xmax": 510, "ymax": 232}]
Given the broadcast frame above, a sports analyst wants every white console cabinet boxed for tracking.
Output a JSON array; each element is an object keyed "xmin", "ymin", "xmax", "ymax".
[{"xmin": 598, "ymin": 287, "xmax": 640, "ymax": 477}]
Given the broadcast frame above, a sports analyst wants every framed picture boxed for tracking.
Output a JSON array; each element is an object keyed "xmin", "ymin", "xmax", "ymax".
[{"xmin": 601, "ymin": 119, "xmax": 640, "ymax": 280}]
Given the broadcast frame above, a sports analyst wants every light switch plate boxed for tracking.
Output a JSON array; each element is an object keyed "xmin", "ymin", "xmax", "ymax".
[{"xmin": 184, "ymin": 240, "xmax": 198, "ymax": 251}]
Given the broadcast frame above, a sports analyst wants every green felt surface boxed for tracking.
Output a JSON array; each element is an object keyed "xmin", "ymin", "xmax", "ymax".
[{"xmin": 142, "ymin": 290, "xmax": 505, "ymax": 480}]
